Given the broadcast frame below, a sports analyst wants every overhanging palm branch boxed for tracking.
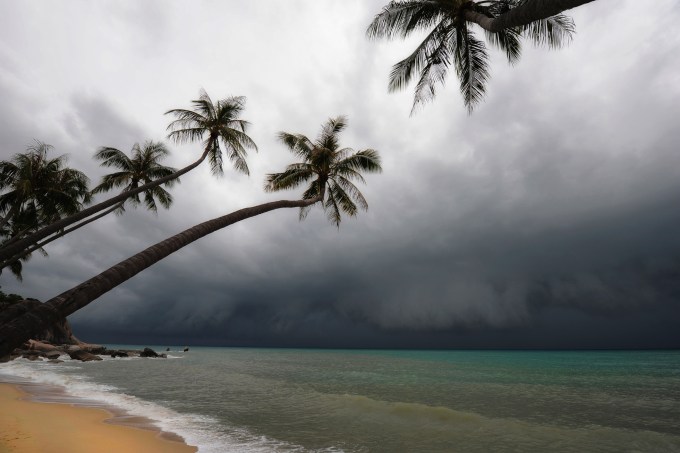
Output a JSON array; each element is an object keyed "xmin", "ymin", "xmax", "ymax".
[
  {"xmin": 367, "ymin": 0, "xmax": 574, "ymax": 112},
  {"xmin": 264, "ymin": 116, "xmax": 382, "ymax": 227}
]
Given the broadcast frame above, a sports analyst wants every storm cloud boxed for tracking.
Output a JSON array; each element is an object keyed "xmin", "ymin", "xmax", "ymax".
[{"xmin": 1, "ymin": 0, "xmax": 679, "ymax": 348}]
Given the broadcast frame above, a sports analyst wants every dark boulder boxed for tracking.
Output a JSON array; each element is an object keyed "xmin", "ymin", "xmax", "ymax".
[
  {"xmin": 44, "ymin": 350, "xmax": 61, "ymax": 360},
  {"xmin": 68, "ymin": 349, "xmax": 103, "ymax": 362},
  {"xmin": 79, "ymin": 343, "xmax": 107, "ymax": 354},
  {"xmin": 183, "ymin": 347, "xmax": 189, "ymax": 352},
  {"xmin": 139, "ymin": 347, "xmax": 159, "ymax": 358}
]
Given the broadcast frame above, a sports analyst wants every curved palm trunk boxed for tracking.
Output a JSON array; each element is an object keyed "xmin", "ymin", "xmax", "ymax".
[
  {"xmin": 465, "ymin": 0, "xmax": 595, "ymax": 33},
  {"xmin": 0, "ymin": 149, "xmax": 210, "ymax": 262},
  {"xmin": 0, "ymin": 203, "xmax": 124, "ymax": 270},
  {"xmin": 0, "ymin": 196, "xmax": 321, "ymax": 357}
]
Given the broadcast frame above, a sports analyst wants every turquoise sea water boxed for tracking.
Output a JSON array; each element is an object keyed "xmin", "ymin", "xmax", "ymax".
[{"xmin": 2, "ymin": 348, "xmax": 680, "ymax": 452}]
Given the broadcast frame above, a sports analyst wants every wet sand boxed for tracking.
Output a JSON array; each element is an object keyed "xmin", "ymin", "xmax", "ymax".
[{"xmin": 0, "ymin": 383, "xmax": 197, "ymax": 453}]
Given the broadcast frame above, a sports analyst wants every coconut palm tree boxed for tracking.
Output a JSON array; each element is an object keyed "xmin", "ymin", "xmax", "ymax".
[
  {"xmin": 165, "ymin": 89, "xmax": 257, "ymax": 176},
  {"xmin": 0, "ymin": 142, "xmax": 90, "ymax": 232},
  {"xmin": 265, "ymin": 116, "xmax": 382, "ymax": 226},
  {"xmin": 367, "ymin": 0, "xmax": 576, "ymax": 113},
  {"xmin": 0, "ymin": 141, "xmax": 179, "ymax": 273},
  {"xmin": 0, "ymin": 91, "xmax": 256, "ymax": 263},
  {"xmin": 92, "ymin": 140, "xmax": 178, "ymax": 214},
  {"xmin": 0, "ymin": 116, "xmax": 382, "ymax": 358}
]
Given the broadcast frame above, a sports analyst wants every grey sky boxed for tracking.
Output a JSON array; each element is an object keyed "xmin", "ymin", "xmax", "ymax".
[{"xmin": 1, "ymin": 0, "xmax": 679, "ymax": 348}]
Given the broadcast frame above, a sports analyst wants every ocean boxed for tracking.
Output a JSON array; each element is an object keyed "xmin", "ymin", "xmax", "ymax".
[{"xmin": 2, "ymin": 348, "xmax": 679, "ymax": 452}]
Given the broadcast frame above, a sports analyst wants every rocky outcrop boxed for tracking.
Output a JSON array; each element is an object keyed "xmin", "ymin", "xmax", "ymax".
[
  {"xmin": 0, "ymin": 298, "xmax": 80, "ymax": 345},
  {"xmin": 1, "ymin": 302, "xmax": 171, "ymax": 362}
]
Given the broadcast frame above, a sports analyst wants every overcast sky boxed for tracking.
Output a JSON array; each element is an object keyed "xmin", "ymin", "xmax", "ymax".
[{"xmin": 1, "ymin": 0, "xmax": 679, "ymax": 348}]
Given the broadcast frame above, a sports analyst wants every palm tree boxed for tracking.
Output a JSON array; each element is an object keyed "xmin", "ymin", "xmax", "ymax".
[
  {"xmin": 367, "ymin": 0, "xmax": 576, "ymax": 113},
  {"xmin": 0, "ymin": 142, "xmax": 90, "ymax": 232},
  {"xmin": 0, "ymin": 141, "xmax": 179, "ymax": 273},
  {"xmin": 0, "ymin": 117, "xmax": 382, "ymax": 358},
  {"xmin": 92, "ymin": 140, "xmax": 178, "ymax": 214},
  {"xmin": 265, "ymin": 116, "xmax": 382, "ymax": 226},
  {"xmin": 166, "ymin": 89, "xmax": 257, "ymax": 176},
  {"xmin": 0, "ymin": 91, "xmax": 256, "ymax": 263}
]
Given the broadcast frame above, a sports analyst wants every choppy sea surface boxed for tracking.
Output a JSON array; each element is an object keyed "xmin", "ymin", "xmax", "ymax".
[{"xmin": 1, "ymin": 348, "xmax": 680, "ymax": 452}]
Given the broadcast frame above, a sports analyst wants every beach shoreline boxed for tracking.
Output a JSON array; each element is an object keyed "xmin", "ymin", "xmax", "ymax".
[{"xmin": 0, "ymin": 382, "xmax": 197, "ymax": 453}]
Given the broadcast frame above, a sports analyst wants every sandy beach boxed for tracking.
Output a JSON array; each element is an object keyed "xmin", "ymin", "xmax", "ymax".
[{"xmin": 0, "ymin": 383, "xmax": 197, "ymax": 453}]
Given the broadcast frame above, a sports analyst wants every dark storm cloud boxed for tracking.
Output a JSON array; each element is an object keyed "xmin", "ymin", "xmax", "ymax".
[{"xmin": 2, "ymin": 1, "xmax": 680, "ymax": 348}]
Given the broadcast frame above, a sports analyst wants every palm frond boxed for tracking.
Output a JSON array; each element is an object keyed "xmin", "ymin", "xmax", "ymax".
[
  {"xmin": 335, "ymin": 150, "xmax": 383, "ymax": 174},
  {"xmin": 335, "ymin": 176, "xmax": 369, "ymax": 211},
  {"xmin": 94, "ymin": 147, "xmax": 133, "ymax": 170},
  {"xmin": 317, "ymin": 116, "xmax": 348, "ymax": 151},
  {"xmin": 484, "ymin": 26, "xmax": 522, "ymax": 64},
  {"xmin": 264, "ymin": 165, "xmax": 315, "ymax": 192},
  {"xmin": 520, "ymin": 13, "xmax": 574, "ymax": 49},
  {"xmin": 92, "ymin": 172, "xmax": 133, "ymax": 194},
  {"xmin": 324, "ymin": 186, "xmax": 342, "ymax": 227},
  {"xmin": 367, "ymin": 0, "xmax": 445, "ymax": 40},
  {"xmin": 277, "ymin": 132, "xmax": 315, "ymax": 160},
  {"xmin": 454, "ymin": 25, "xmax": 490, "ymax": 114},
  {"xmin": 389, "ymin": 21, "xmax": 452, "ymax": 93},
  {"xmin": 329, "ymin": 182, "xmax": 359, "ymax": 218}
]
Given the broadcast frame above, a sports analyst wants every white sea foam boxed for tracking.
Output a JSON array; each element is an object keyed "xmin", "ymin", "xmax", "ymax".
[{"xmin": 0, "ymin": 359, "xmax": 324, "ymax": 453}]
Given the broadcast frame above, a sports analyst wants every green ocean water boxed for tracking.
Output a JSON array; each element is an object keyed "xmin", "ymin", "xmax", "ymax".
[{"xmin": 3, "ymin": 348, "xmax": 680, "ymax": 452}]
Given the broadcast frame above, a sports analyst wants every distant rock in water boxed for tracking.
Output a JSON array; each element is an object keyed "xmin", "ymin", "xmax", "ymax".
[
  {"xmin": 140, "ymin": 347, "xmax": 160, "ymax": 358},
  {"xmin": 166, "ymin": 347, "xmax": 170, "ymax": 352},
  {"xmin": 68, "ymin": 348, "xmax": 103, "ymax": 362},
  {"xmin": 183, "ymin": 347, "xmax": 189, "ymax": 352}
]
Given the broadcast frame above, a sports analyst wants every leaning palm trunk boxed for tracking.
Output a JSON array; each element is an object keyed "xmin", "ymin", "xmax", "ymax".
[
  {"xmin": 0, "ymin": 196, "xmax": 321, "ymax": 357},
  {"xmin": 465, "ymin": 0, "xmax": 595, "ymax": 32},
  {"xmin": 0, "ymin": 149, "xmax": 210, "ymax": 262},
  {"xmin": 0, "ymin": 202, "xmax": 124, "ymax": 271}
]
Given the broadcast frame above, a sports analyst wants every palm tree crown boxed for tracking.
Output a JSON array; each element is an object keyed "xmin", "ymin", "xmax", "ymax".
[
  {"xmin": 265, "ymin": 116, "xmax": 382, "ymax": 227},
  {"xmin": 92, "ymin": 141, "xmax": 178, "ymax": 213},
  {"xmin": 165, "ymin": 89, "xmax": 258, "ymax": 176},
  {"xmin": 367, "ymin": 0, "xmax": 574, "ymax": 113},
  {"xmin": 0, "ymin": 142, "xmax": 90, "ymax": 231}
]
